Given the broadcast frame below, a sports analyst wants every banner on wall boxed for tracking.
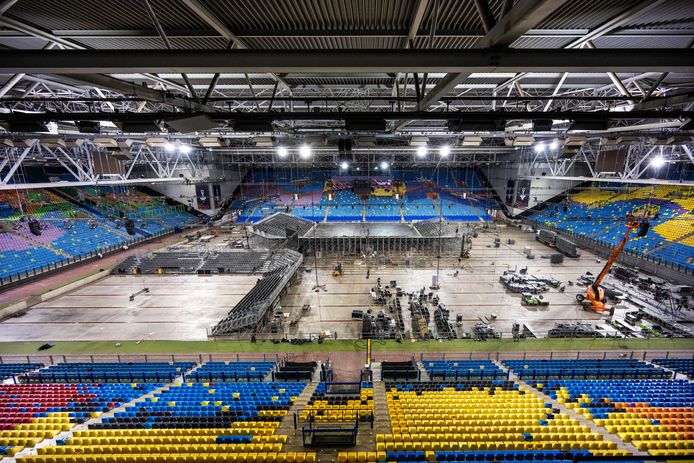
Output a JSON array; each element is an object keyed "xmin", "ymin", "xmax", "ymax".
[
  {"xmin": 212, "ymin": 184, "xmax": 221, "ymax": 208},
  {"xmin": 515, "ymin": 180, "xmax": 531, "ymax": 208},
  {"xmin": 505, "ymin": 180, "xmax": 515, "ymax": 205},
  {"xmin": 196, "ymin": 184, "xmax": 211, "ymax": 210}
]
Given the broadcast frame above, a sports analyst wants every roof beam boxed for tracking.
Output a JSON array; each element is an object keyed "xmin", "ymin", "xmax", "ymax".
[
  {"xmin": 1, "ymin": 48, "xmax": 692, "ymax": 73},
  {"xmin": 0, "ymin": 0, "xmax": 19, "ymax": 15},
  {"xmin": 179, "ymin": 0, "xmax": 291, "ymax": 94},
  {"xmin": 0, "ymin": 16, "xmax": 192, "ymax": 98},
  {"xmin": 142, "ymin": 0, "xmax": 198, "ymax": 102},
  {"xmin": 0, "ymin": 109, "xmax": 688, "ymax": 123},
  {"xmin": 414, "ymin": 0, "xmax": 568, "ymax": 113}
]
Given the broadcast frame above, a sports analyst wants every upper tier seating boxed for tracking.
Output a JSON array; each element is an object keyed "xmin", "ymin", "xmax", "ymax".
[
  {"xmin": 187, "ymin": 362, "xmax": 276, "ymax": 382},
  {"xmin": 423, "ymin": 360, "xmax": 505, "ymax": 380},
  {"xmin": 502, "ymin": 359, "xmax": 671, "ymax": 380},
  {"xmin": 0, "ymin": 363, "xmax": 43, "ymax": 380},
  {"xmin": 94, "ymin": 382, "xmax": 306, "ymax": 429},
  {"xmin": 532, "ymin": 379, "xmax": 693, "ymax": 456},
  {"xmin": 24, "ymin": 362, "xmax": 195, "ymax": 383},
  {"xmin": 0, "ymin": 383, "xmax": 158, "ymax": 456},
  {"xmin": 650, "ymin": 358, "xmax": 694, "ymax": 378}
]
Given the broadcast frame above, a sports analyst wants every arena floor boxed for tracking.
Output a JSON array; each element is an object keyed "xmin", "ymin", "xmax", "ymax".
[{"xmin": 0, "ymin": 224, "xmax": 623, "ymax": 342}]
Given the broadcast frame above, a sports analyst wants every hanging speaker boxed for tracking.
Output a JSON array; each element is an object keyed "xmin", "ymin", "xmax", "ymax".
[
  {"xmin": 124, "ymin": 219, "xmax": 136, "ymax": 235},
  {"xmin": 29, "ymin": 220, "xmax": 42, "ymax": 236},
  {"xmin": 638, "ymin": 220, "xmax": 650, "ymax": 237}
]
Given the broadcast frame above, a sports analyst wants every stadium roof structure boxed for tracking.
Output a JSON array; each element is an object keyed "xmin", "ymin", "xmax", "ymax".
[{"xmin": 0, "ymin": 0, "xmax": 693, "ymax": 184}]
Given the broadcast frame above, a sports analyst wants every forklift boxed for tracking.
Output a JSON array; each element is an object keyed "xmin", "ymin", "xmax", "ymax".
[{"xmin": 332, "ymin": 262, "xmax": 343, "ymax": 277}]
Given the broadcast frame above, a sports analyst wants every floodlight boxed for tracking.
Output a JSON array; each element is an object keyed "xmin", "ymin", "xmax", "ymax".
[{"xmin": 300, "ymin": 144, "xmax": 311, "ymax": 159}]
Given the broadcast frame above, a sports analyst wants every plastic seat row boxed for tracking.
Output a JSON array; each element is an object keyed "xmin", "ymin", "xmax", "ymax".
[
  {"xmin": 382, "ymin": 381, "xmax": 616, "ymax": 455},
  {"xmin": 188, "ymin": 362, "xmax": 276, "ymax": 382},
  {"xmin": 300, "ymin": 383, "xmax": 373, "ymax": 423},
  {"xmin": 0, "ymin": 363, "xmax": 44, "ymax": 379},
  {"xmin": 650, "ymin": 358, "xmax": 694, "ymax": 378},
  {"xmin": 25, "ymin": 362, "xmax": 196, "ymax": 383},
  {"xmin": 531, "ymin": 379, "xmax": 693, "ymax": 455},
  {"xmin": 503, "ymin": 360, "xmax": 670, "ymax": 380},
  {"xmin": 96, "ymin": 382, "xmax": 305, "ymax": 429}
]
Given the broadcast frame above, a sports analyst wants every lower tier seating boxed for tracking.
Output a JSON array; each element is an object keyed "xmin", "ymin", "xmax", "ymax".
[
  {"xmin": 0, "ymin": 383, "xmax": 159, "ymax": 456},
  {"xmin": 187, "ymin": 362, "xmax": 276, "ymax": 382},
  {"xmin": 93, "ymin": 382, "xmax": 306, "ymax": 429},
  {"xmin": 377, "ymin": 381, "xmax": 623, "ymax": 455},
  {"xmin": 423, "ymin": 360, "xmax": 505, "ymax": 380},
  {"xmin": 650, "ymin": 358, "xmax": 694, "ymax": 378},
  {"xmin": 0, "ymin": 363, "xmax": 43, "ymax": 379},
  {"xmin": 531, "ymin": 379, "xmax": 693, "ymax": 456},
  {"xmin": 300, "ymin": 382, "xmax": 373, "ymax": 423},
  {"xmin": 22, "ymin": 425, "xmax": 316, "ymax": 463},
  {"xmin": 502, "ymin": 359, "xmax": 670, "ymax": 380},
  {"xmin": 25, "ymin": 362, "xmax": 196, "ymax": 383}
]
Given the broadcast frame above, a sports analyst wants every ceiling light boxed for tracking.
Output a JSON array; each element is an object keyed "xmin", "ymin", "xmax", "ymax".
[
  {"xmin": 549, "ymin": 140, "xmax": 558, "ymax": 150},
  {"xmin": 277, "ymin": 146, "xmax": 288, "ymax": 158},
  {"xmin": 340, "ymin": 161, "xmax": 349, "ymax": 170},
  {"xmin": 164, "ymin": 142, "xmax": 176, "ymax": 152},
  {"xmin": 534, "ymin": 144, "xmax": 545, "ymax": 153},
  {"xmin": 299, "ymin": 144, "xmax": 311, "ymax": 159},
  {"xmin": 380, "ymin": 161, "xmax": 389, "ymax": 170},
  {"xmin": 416, "ymin": 146, "xmax": 428, "ymax": 158},
  {"xmin": 650, "ymin": 156, "xmax": 666, "ymax": 168},
  {"xmin": 179, "ymin": 144, "xmax": 192, "ymax": 154},
  {"xmin": 439, "ymin": 146, "xmax": 450, "ymax": 158}
]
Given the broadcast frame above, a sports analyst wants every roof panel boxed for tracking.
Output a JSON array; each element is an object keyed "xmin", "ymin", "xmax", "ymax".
[
  {"xmin": 536, "ymin": 0, "xmax": 641, "ymax": 30},
  {"xmin": 243, "ymin": 36, "xmax": 403, "ymax": 49},
  {"xmin": 7, "ymin": 0, "xmax": 153, "ymax": 31},
  {"xmin": 199, "ymin": 0, "xmax": 417, "ymax": 32}
]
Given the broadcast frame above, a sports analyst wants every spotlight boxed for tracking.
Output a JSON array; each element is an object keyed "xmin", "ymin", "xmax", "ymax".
[
  {"xmin": 164, "ymin": 142, "xmax": 176, "ymax": 152},
  {"xmin": 179, "ymin": 144, "xmax": 192, "ymax": 154},
  {"xmin": 416, "ymin": 146, "xmax": 428, "ymax": 158},
  {"xmin": 380, "ymin": 161, "xmax": 388, "ymax": 170},
  {"xmin": 549, "ymin": 140, "xmax": 558, "ymax": 150},
  {"xmin": 534, "ymin": 144, "xmax": 545, "ymax": 153},
  {"xmin": 650, "ymin": 156, "xmax": 666, "ymax": 168},
  {"xmin": 340, "ymin": 161, "xmax": 349, "ymax": 170},
  {"xmin": 300, "ymin": 144, "xmax": 311, "ymax": 159},
  {"xmin": 277, "ymin": 146, "xmax": 288, "ymax": 158},
  {"xmin": 439, "ymin": 146, "xmax": 450, "ymax": 158}
]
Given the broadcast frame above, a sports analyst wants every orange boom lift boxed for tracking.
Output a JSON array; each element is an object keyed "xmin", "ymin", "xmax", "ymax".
[{"xmin": 576, "ymin": 217, "xmax": 640, "ymax": 313}]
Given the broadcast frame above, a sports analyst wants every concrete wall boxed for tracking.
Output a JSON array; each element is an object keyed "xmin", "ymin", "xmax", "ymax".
[
  {"xmin": 0, "ymin": 270, "xmax": 111, "ymax": 321},
  {"xmin": 486, "ymin": 162, "xmax": 587, "ymax": 217}
]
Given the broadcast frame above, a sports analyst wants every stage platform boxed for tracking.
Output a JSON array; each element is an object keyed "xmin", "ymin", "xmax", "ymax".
[{"xmin": 311, "ymin": 222, "xmax": 419, "ymax": 238}]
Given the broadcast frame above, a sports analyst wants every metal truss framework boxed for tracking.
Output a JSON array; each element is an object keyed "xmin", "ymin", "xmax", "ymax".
[
  {"xmin": 520, "ymin": 142, "xmax": 694, "ymax": 185},
  {"xmin": 0, "ymin": 141, "xmax": 203, "ymax": 190}
]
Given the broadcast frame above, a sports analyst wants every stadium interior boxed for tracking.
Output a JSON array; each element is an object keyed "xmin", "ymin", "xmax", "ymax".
[{"xmin": 0, "ymin": 1, "xmax": 693, "ymax": 463}]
